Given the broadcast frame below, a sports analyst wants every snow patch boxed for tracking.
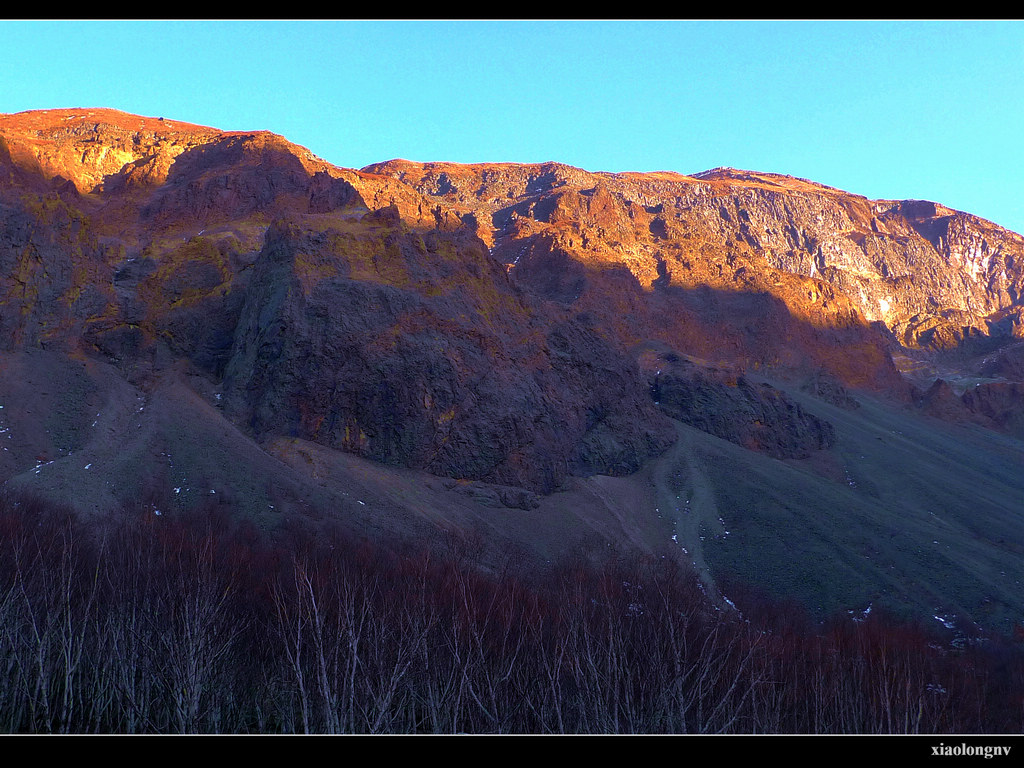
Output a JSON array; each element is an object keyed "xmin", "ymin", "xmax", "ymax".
[{"xmin": 849, "ymin": 603, "xmax": 873, "ymax": 623}]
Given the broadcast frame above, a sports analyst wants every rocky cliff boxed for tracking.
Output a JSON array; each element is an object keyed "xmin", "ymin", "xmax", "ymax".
[{"xmin": 365, "ymin": 160, "xmax": 1024, "ymax": 366}]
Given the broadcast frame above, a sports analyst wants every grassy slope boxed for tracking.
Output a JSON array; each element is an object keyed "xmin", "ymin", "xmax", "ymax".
[{"xmin": 696, "ymin": 383, "xmax": 1024, "ymax": 634}]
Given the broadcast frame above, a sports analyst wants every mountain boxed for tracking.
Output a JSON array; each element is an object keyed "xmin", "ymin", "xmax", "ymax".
[{"xmin": 1, "ymin": 108, "xmax": 1023, "ymax": 634}]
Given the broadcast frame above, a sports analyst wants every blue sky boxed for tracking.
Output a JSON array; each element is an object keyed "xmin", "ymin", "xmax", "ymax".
[{"xmin": 3, "ymin": 20, "xmax": 1023, "ymax": 234}]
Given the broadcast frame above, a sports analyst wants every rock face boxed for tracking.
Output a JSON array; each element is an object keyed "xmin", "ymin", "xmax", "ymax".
[
  {"xmin": 919, "ymin": 378, "xmax": 973, "ymax": 423},
  {"xmin": 0, "ymin": 192, "xmax": 113, "ymax": 350},
  {"xmin": 1, "ymin": 108, "xmax": 1023, "ymax": 497},
  {"xmin": 980, "ymin": 341, "xmax": 1024, "ymax": 380},
  {"xmin": 221, "ymin": 218, "xmax": 675, "ymax": 492},
  {"xmin": 365, "ymin": 160, "xmax": 1024, "ymax": 375},
  {"xmin": 961, "ymin": 382, "xmax": 1024, "ymax": 438},
  {"xmin": 639, "ymin": 350, "xmax": 835, "ymax": 459}
]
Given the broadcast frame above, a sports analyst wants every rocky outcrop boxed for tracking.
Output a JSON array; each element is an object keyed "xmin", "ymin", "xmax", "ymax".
[
  {"xmin": 918, "ymin": 378, "xmax": 973, "ymax": 423},
  {"xmin": 800, "ymin": 370, "xmax": 860, "ymax": 410},
  {"xmin": 639, "ymin": 350, "xmax": 835, "ymax": 459},
  {"xmin": 0, "ymin": 109, "xmax": 223, "ymax": 195},
  {"xmin": 914, "ymin": 377, "xmax": 1024, "ymax": 438},
  {"xmin": 979, "ymin": 341, "xmax": 1024, "ymax": 380},
  {"xmin": 960, "ymin": 381, "xmax": 1024, "ymax": 438},
  {"xmin": 0, "ymin": 191, "xmax": 114, "ymax": 350},
  {"xmin": 221, "ymin": 219, "xmax": 675, "ymax": 492},
  {"xmin": 443, "ymin": 478, "xmax": 540, "ymax": 510}
]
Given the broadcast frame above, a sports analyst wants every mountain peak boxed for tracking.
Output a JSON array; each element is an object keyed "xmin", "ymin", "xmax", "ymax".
[
  {"xmin": 691, "ymin": 166, "xmax": 851, "ymax": 195},
  {"xmin": 0, "ymin": 108, "xmax": 331, "ymax": 197}
]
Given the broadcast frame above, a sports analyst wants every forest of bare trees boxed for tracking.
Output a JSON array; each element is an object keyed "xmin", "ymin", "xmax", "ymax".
[{"xmin": 0, "ymin": 490, "xmax": 1021, "ymax": 734}]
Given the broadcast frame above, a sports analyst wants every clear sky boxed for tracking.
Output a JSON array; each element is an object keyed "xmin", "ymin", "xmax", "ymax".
[{"xmin": 3, "ymin": 20, "xmax": 1023, "ymax": 234}]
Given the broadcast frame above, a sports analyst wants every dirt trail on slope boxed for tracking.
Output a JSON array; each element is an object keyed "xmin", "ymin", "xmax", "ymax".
[{"xmin": 652, "ymin": 420, "xmax": 725, "ymax": 605}]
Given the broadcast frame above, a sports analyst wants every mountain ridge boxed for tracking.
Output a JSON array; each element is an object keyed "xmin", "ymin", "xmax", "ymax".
[{"xmin": 4, "ymin": 107, "xmax": 1023, "ymax": 439}]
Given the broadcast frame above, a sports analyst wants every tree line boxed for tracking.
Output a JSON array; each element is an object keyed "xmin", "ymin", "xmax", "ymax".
[{"xmin": 0, "ymin": 490, "xmax": 1020, "ymax": 734}]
